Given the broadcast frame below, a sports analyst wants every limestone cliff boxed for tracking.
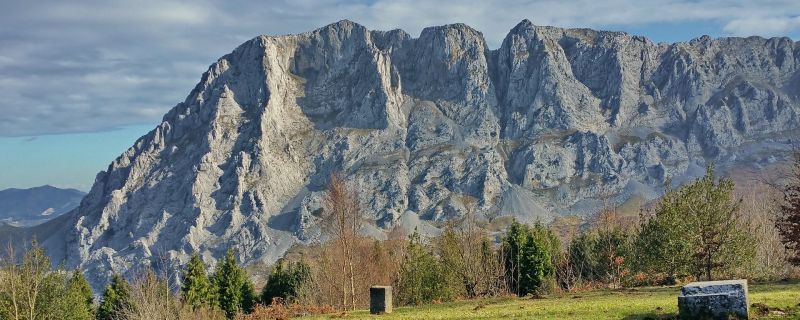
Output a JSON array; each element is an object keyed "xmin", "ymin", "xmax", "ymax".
[{"xmin": 30, "ymin": 20, "xmax": 800, "ymax": 287}]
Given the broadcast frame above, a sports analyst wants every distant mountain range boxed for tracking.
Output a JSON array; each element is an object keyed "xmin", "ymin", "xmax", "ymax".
[
  {"xmin": 10, "ymin": 20, "xmax": 800, "ymax": 290},
  {"xmin": 0, "ymin": 185, "xmax": 85, "ymax": 226}
]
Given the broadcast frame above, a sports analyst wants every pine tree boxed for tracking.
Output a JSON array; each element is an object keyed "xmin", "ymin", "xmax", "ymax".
[
  {"xmin": 502, "ymin": 221, "xmax": 529, "ymax": 294},
  {"xmin": 211, "ymin": 249, "xmax": 256, "ymax": 319},
  {"xmin": 181, "ymin": 253, "xmax": 216, "ymax": 310},
  {"xmin": 240, "ymin": 280, "xmax": 257, "ymax": 314},
  {"xmin": 395, "ymin": 230, "xmax": 451, "ymax": 305},
  {"xmin": 502, "ymin": 221, "xmax": 555, "ymax": 296},
  {"xmin": 261, "ymin": 258, "xmax": 311, "ymax": 304},
  {"xmin": 518, "ymin": 233, "xmax": 553, "ymax": 296},
  {"xmin": 67, "ymin": 270, "xmax": 95, "ymax": 319},
  {"xmin": 96, "ymin": 274, "xmax": 131, "ymax": 320}
]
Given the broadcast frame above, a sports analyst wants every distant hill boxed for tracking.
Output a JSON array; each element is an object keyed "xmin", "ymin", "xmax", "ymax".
[{"xmin": 0, "ymin": 185, "xmax": 85, "ymax": 226}]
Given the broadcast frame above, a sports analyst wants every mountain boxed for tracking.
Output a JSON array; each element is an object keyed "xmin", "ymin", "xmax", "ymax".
[
  {"xmin": 22, "ymin": 20, "xmax": 800, "ymax": 288},
  {"xmin": 0, "ymin": 185, "xmax": 85, "ymax": 226}
]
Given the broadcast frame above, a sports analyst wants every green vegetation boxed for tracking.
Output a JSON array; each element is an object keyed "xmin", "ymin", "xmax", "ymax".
[
  {"xmin": 568, "ymin": 226, "xmax": 633, "ymax": 286},
  {"xmin": 211, "ymin": 249, "xmax": 257, "ymax": 318},
  {"xmin": 301, "ymin": 282, "xmax": 800, "ymax": 319},
  {"xmin": 181, "ymin": 253, "xmax": 217, "ymax": 310},
  {"xmin": 502, "ymin": 221, "xmax": 557, "ymax": 296},
  {"xmin": 637, "ymin": 166, "xmax": 754, "ymax": 281},
  {"xmin": 260, "ymin": 258, "xmax": 311, "ymax": 304},
  {"xmin": 0, "ymin": 242, "xmax": 96, "ymax": 320},
  {"xmin": 97, "ymin": 274, "xmax": 132, "ymax": 320},
  {"xmin": 68, "ymin": 270, "xmax": 96, "ymax": 319},
  {"xmin": 395, "ymin": 231, "xmax": 454, "ymax": 304}
]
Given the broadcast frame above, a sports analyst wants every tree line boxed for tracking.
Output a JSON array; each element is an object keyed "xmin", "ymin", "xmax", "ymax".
[{"xmin": 3, "ymin": 165, "xmax": 800, "ymax": 319}]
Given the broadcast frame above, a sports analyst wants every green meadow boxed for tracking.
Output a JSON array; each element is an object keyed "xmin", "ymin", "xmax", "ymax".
[{"xmin": 304, "ymin": 282, "xmax": 800, "ymax": 319}]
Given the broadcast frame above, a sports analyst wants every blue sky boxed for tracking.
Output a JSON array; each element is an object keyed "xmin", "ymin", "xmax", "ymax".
[{"xmin": 1, "ymin": 0, "xmax": 799, "ymax": 190}]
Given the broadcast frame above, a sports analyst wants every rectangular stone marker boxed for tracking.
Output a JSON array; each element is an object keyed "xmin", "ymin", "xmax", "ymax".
[
  {"xmin": 370, "ymin": 286, "xmax": 392, "ymax": 314},
  {"xmin": 678, "ymin": 279, "xmax": 749, "ymax": 319}
]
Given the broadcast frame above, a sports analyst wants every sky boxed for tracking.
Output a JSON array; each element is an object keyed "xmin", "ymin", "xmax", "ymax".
[{"xmin": 1, "ymin": 0, "xmax": 799, "ymax": 191}]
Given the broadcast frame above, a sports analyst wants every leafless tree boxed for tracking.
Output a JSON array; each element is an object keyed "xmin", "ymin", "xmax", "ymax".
[{"xmin": 321, "ymin": 173, "xmax": 363, "ymax": 311}]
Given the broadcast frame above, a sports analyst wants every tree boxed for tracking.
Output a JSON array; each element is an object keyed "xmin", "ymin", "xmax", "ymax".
[
  {"xmin": 777, "ymin": 154, "xmax": 800, "ymax": 265},
  {"xmin": 502, "ymin": 221, "xmax": 556, "ymax": 296},
  {"xmin": 211, "ymin": 249, "xmax": 255, "ymax": 319},
  {"xmin": 0, "ymin": 243, "xmax": 95, "ymax": 320},
  {"xmin": 260, "ymin": 258, "xmax": 311, "ymax": 304},
  {"xmin": 321, "ymin": 173, "xmax": 363, "ymax": 311},
  {"xmin": 435, "ymin": 224, "xmax": 472, "ymax": 298},
  {"xmin": 637, "ymin": 166, "xmax": 754, "ymax": 281},
  {"xmin": 181, "ymin": 253, "xmax": 216, "ymax": 310},
  {"xmin": 67, "ymin": 270, "xmax": 95, "ymax": 319},
  {"xmin": 502, "ymin": 221, "xmax": 528, "ymax": 294},
  {"xmin": 97, "ymin": 274, "xmax": 131, "ymax": 320},
  {"xmin": 395, "ymin": 230, "xmax": 452, "ymax": 305},
  {"xmin": 518, "ymin": 233, "xmax": 553, "ymax": 295},
  {"xmin": 118, "ymin": 271, "xmax": 183, "ymax": 320}
]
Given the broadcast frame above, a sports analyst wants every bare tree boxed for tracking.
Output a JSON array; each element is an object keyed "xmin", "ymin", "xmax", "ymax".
[
  {"xmin": 321, "ymin": 173, "xmax": 363, "ymax": 311},
  {"xmin": 777, "ymin": 153, "xmax": 800, "ymax": 266}
]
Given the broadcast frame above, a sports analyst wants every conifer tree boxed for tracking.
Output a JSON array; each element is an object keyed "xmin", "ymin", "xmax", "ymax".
[
  {"xmin": 261, "ymin": 258, "xmax": 311, "ymax": 304},
  {"xmin": 67, "ymin": 270, "xmax": 95, "ymax": 319},
  {"xmin": 181, "ymin": 253, "xmax": 216, "ymax": 310},
  {"xmin": 502, "ymin": 221, "xmax": 555, "ymax": 296},
  {"xmin": 395, "ymin": 230, "xmax": 451, "ymax": 305},
  {"xmin": 518, "ymin": 233, "xmax": 553, "ymax": 295},
  {"xmin": 211, "ymin": 249, "xmax": 256, "ymax": 319},
  {"xmin": 96, "ymin": 274, "xmax": 131, "ymax": 320}
]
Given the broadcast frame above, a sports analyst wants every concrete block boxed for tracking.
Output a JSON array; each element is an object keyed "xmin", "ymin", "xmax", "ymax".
[
  {"xmin": 370, "ymin": 286, "xmax": 392, "ymax": 314},
  {"xmin": 678, "ymin": 280, "xmax": 749, "ymax": 319}
]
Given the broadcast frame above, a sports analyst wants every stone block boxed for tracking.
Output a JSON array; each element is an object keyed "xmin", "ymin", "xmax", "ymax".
[
  {"xmin": 370, "ymin": 286, "xmax": 392, "ymax": 314},
  {"xmin": 678, "ymin": 280, "xmax": 749, "ymax": 319}
]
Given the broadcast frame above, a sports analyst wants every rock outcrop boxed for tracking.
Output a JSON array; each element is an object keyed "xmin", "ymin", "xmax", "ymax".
[{"xmin": 27, "ymin": 20, "xmax": 800, "ymax": 288}]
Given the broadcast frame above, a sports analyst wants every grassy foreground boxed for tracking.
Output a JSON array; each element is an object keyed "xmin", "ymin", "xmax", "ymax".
[{"xmin": 303, "ymin": 282, "xmax": 800, "ymax": 319}]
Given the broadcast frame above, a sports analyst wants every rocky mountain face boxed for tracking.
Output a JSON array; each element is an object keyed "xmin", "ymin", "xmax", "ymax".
[
  {"xmin": 0, "ymin": 185, "xmax": 85, "ymax": 226},
  {"xmin": 26, "ymin": 20, "xmax": 800, "ymax": 288}
]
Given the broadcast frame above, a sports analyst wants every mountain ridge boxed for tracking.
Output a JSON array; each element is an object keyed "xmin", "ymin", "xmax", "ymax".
[
  {"xmin": 0, "ymin": 185, "xmax": 85, "ymax": 226},
  {"xmin": 17, "ymin": 19, "xmax": 800, "ymax": 289}
]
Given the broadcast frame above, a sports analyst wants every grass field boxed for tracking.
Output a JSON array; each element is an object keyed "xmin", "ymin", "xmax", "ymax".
[{"xmin": 303, "ymin": 282, "xmax": 800, "ymax": 319}]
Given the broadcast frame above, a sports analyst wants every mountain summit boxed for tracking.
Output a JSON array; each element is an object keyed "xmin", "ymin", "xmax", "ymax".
[
  {"xmin": 0, "ymin": 185, "xmax": 85, "ymax": 226},
  {"xmin": 26, "ymin": 20, "xmax": 800, "ymax": 287}
]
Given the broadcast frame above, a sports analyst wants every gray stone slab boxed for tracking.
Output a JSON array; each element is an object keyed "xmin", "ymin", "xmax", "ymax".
[{"xmin": 678, "ymin": 280, "xmax": 749, "ymax": 319}]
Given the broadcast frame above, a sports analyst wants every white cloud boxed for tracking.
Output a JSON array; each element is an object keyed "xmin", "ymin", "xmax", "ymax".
[
  {"xmin": 0, "ymin": 0, "xmax": 798, "ymax": 136},
  {"xmin": 724, "ymin": 15, "xmax": 800, "ymax": 37}
]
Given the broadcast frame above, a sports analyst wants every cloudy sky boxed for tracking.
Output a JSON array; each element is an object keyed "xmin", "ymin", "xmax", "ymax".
[{"xmin": 1, "ymin": 0, "xmax": 799, "ymax": 190}]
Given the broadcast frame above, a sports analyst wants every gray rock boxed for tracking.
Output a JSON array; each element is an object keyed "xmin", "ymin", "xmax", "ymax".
[
  {"xmin": 678, "ymin": 280, "xmax": 749, "ymax": 319},
  {"xmin": 17, "ymin": 20, "xmax": 800, "ymax": 290}
]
